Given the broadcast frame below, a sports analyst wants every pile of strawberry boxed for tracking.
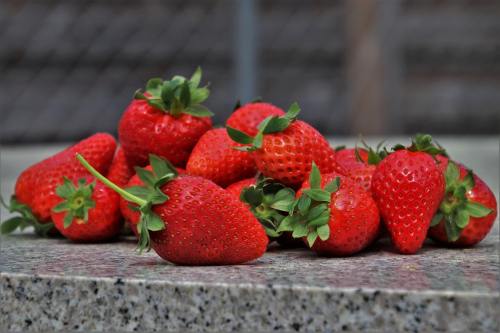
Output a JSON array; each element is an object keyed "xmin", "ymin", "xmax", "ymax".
[{"xmin": 1, "ymin": 68, "xmax": 497, "ymax": 266}]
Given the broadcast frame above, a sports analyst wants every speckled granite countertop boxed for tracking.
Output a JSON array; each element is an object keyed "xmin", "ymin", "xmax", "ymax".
[
  {"xmin": 0, "ymin": 234, "xmax": 498, "ymax": 332},
  {"xmin": 1, "ymin": 137, "xmax": 499, "ymax": 333}
]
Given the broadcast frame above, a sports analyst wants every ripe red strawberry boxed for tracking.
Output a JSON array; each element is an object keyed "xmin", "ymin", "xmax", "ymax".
[
  {"xmin": 79, "ymin": 154, "xmax": 268, "ymax": 265},
  {"xmin": 226, "ymin": 178, "xmax": 256, "ymax": 198},
  {"xmin": 107, "ymin": 148, "xmax": 135, "ymax": 187},
  {"xmin": 281, "ymin": 163, "xmax": 380, "ymax": 256},
  {"xmin": 227, "ymin": 103, "xmax": 336, "ymax": 188},
  {"xmin": 121, "ymin": 165, "xmax": 188, "ymax": 237},
  {"xmin": 1, "ymin": 133, "xmax": 116, "ymax": 236},
  {"xmin": 428, "ymin": 159, "xmax": 497, "ymax": 247},
  {"xmin": 334, "ymin": 147, "xmax": 376, "ymax": 193},
  {"xmin": 226, "ymin": 102, "xmax": 285, "ymax": 136},
  {"xmin": 371, "ymin": 134, "xmax": 446, "ymax": 254},
  {"xmin": 119, "ymin": 68, "xmax": 213, "ymax": 168},
  {"xmin": 186, "ymin": 128, "xmax": 257, "ymax": 187},
  {"xmin": 51, "ymin": 177, "xmax": 121, "ymax": 242}
]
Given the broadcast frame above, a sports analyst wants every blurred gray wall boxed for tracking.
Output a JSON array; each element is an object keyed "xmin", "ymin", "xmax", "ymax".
[{"xmin": 1, "ymin": 0, "xmax": 499, "ymax": 143}]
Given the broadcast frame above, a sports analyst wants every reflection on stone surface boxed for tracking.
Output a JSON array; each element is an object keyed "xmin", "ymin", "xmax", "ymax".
[{"xmin": 1, "ymin": 232, "xmax": 498, "ymax": 292}]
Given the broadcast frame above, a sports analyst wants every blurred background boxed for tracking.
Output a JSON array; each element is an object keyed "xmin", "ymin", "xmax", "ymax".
[{"xmin": 1, "ymin": 0, "xmax": 499, "ymax": 144}]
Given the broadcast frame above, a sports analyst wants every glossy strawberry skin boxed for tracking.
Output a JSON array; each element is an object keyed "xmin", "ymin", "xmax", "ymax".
[
  {"xmin": 254, "ymin": 121, "xmax": 336, "ymax": 188},
  {"xmin": 300, "ymin": 173, "xmax": 380, "ymax": 256},
  {"xmin": 121, "ymin": 172, "xmax": 144, "ymax": 237},
  {"xmin": 429, "ymin": 158, "xmax": 498, "ymax": 247},
  {"xmin": 226, "ymin": 178, "xmax": 256, "ymax": 197},
  {"xmin": 107, "ymin": 148, "xmax": 135, "ymax": 187},
  {"xmin": 125, "ymin": 175, "xmax": 268, "ymax": 265},
  {"xmin": 371, "ymin": 150, "xmax": 445, "ymax": 254},
  {"xmin": 226, "ymin": 102, "xmax": 285, "ymax": 136},
  {"xmin": 14, "ymin": 133, "xmax": 116, "ymax": 223},
  {"xmin": 119, "ymin": 99, "xmax": 212, "ymax": 168},
  {"xmin": 334, "ymin": 148, "xmax": 376, "ymax": 193},
  {"xmin": 51, "ymin": 177, "xmax": 121, "ymax": 242},
  {"xmin": 186, "ymin": 129, "xmax": 257, "ymax": 187}
]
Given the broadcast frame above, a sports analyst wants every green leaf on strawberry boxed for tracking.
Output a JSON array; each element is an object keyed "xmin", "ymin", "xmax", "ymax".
[
  {"xmin": 354, "ymin": 137, "xmax": 389, "ymax": 165},
  {"xmin": 465, "ymin": 201, "xmax": 493, "ymax": 218},
  {"xmin": 52, "ymin": 177, "xmax": 96, "ymax": 228},
  {"xmin": 226, "ymin": 127, "xmax": 254, "ymax": 145},
  {"xmin": 77, "ymin": 153, "xmax": 178, "ymax": 253},
  {"xmin": 306, "ymin": 230, "xmax": 319, "ymax": 247},
  {"xmin": 239, "ymin": 175, "xmax": 297, "ymax": 238},
  {"xmin": 0, "ymin": 196, "xmax": 54, "ymax": 236},
  {"xmin": 406, "ymin": 133, "xmax": 448, "ymax": 158},
  {"xmin": 226, "ymin": 102, "xmax": 301, "ymax": 151},
  {"xmin": 303, "ymin": 189, "xmax": 331, "ymax": 202},
  {"xmin": 433, "ymin": 161, "xmax": 493, "ymax": 242},
  {"xmin": 286, "ymin": 162, "xmax": 340, "ymax": 247},
  {"xmin": 317, "ymin": 224, "xmax": 330, "ymax": 241},
  {"xmin": 361, "ymin": 133, "xmax": 447, "ymax": 167},
  {"xmin": 430, "ymin": 212, "xmax": 443, "ymax": 227},
  {"xmin": 134, "ymin": 67, "xmax": 213, "ymax": 118},
  {"xmin": 1, "ymin": 216, "xmax": 25, "ymax": 234},
  {"xmin": 297, "ymin": 195, "xmax": 312, "ymax": 215}
]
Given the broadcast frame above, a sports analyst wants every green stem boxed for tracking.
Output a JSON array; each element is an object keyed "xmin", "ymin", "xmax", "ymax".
[
  {"xmin": 76, "ymin": 154, "xmax": 147, "ymax": 206},
  {"xmin": 0, "ymin": 195, "xmax": 10, "ymax": 210}
]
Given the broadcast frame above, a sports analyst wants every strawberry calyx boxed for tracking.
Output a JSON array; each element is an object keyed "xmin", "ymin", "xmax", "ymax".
[
  {"xmin": 226, "ymin": 102, "xmax": 301, "ymax": 152},
  {"xmin": 278, "ymin": 163, "xmax": 340, "ymax": 247},
  {"xmin": 52, "ymin": 177, "xmax": 96, "ymax": 229},
  {"xmin": 355, "ymin": 137, "xmax": 389, "ymax": 165},
  {"xmin": 0, "ymin": 196, "xmax": 54, "ymax": 236},
  {"xmin": 393, "ymin": 133, "xmax": 447, "ymax": 158},
  {"xmin": 77, "ymin": 153, "xmax": 178, "ymax": 253},
  {"xmin": 431, "ymin": 161, "xmax": 493, "ymax": 241},
  {"xmin": 240, "ymin": 175, "xmax": 296, "ymax": 237},
  {"xmin": 134, "ymin": 67, "xmax": 213, "ymax": 118}
]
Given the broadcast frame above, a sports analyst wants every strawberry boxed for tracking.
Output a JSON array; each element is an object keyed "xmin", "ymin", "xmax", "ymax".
[
  {"xmin": 119, "ymin": 67, "xmax": 213, "ymax": 168},
  {"xmin": 226, "ymin": 178, "xmax": 256, "ymax": 198},
  {"xmin": 186, "ymin": 128, "xmax": 257, "ymax": 187},
  {"xmin": 428, "ymin": 159, "xmax": 497, "ymax": 247},
  {"xmin": 78, "ymin": 154, "xmax": 268, "ymax": 265},
  {"xmin": 121, "ymin": 165, "xmax": 187, "ymax": 237},
  {"xmin": 371, "ymin": 134, "xmax": 446, "ymax": 254},
  {"xmin": 1, "ymin": 133, "xmax": 116, "ymax": 236},
  {"xmin": 334, "ymin": 147, "xmax": 377, "ymax": 193},
  {"xmin": 51, "ymin": 177, "xmax": 121, "ymax": 242},
  {"xmin": 280, "ymin": 163, "xmax": 380, "ymax": 256},
  {"xmin": 226, "ymin": 102, "xmax": 285, "ymax": 136},
  {"xmin": 107, "ymin": 148, "xmax": 135, "ymax": 187},
  {"xmin": 227, "ymin": 103, "xmax": 336, "ymax": 188},
  {"xmin": 334, "ymin": 142, "xmax": 391, "ymax": 244}
]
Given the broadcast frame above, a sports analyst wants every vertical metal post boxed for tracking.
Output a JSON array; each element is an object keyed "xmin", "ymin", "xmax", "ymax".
[{"xmin": 235, "ymin": 0, "xmax": 257, "ymax": 103}]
